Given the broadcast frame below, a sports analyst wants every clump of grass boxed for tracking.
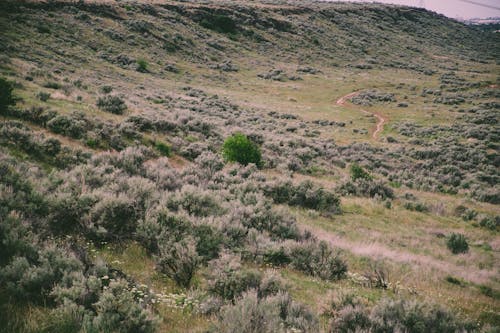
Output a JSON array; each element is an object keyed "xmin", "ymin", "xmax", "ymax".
[{"xmin": 447, "ymin": 233, "xmax": 469, "ymax": 254}]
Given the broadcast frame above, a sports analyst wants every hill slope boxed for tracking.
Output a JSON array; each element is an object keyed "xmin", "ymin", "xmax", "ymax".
[{"xmin": 0, "ymin": 1, "xmax": 498, "ymax": 332}]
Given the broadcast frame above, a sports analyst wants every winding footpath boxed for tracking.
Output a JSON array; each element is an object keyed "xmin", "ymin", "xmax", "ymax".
[{"xmin": 336, "ymin": 92, "xmax": 386, "ymax": 140}]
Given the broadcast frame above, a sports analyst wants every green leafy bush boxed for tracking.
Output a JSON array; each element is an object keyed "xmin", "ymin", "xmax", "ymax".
[
  {"xmin": 447, "ymin": 233, "xmax": 469, "ymax": 254},
  {"xmin": 222, "ymin": 133, "xmax": 262, "ymax": 167}
]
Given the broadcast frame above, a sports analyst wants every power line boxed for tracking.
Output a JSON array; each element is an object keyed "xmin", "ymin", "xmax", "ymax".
[{"xmin": 454, "ymin": 0, "xmax": 500, "ymax": 11}]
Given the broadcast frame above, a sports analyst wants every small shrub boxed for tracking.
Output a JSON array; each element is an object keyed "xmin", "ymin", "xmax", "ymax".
[
  {"xmin": 479, "ymin": 216, "xmax": 499, "ymax": 231},
  {"xmin": 167, "ymin": 187, "xmax": 223, "ymax": 217},
  {"xmin": 89, "ymin": 194, "xmax": 138, "ymax": 240},
  {"xmin": 328, "ymin": 297, "xmax": 473, "ymax": 333},
  {"xmin": 47, "ymin": 114, "xmax": 88, "ymax": 139},
  {"xmin": 154, "ymin": 141, "xmax": 171, "ymax": 157},
  {"xmin": 90, "ymin": 279, "xmax": 158, "ymax": 333},
  {"xmin": 96, "ymin": 96, "xmax": 127, "ymax": 114},
  {"xmin": 445, "ymin": 276, "xmax": 463, "ymax": 286},
  {"xmin": 289, "ymin": 241, "xmax": 347, "ymax": 280},
  {"xmin": 404, "ymin": 201, "xmax": 429, "ymax": 212},
  {"xmin": 207, "ymin": 253, "xmax": 262, "ymax": 300},
  {"xmin": 192, "ymin": 225, "xmax": 223, "ymax": 262},
  {"xmin": 479, "ymin": 285, "xmax": 500, "ymax": 299},
  {"xmin": 447, "ymin": 233, "xmax": 469, "ymax": 254},
  {"xmin": 0, "ymin": 77, "xmax": 15, "ymax": 111},
  {"xmin": 338, "ymin": 179, "xmax": 394, "ymax": 200},
  {"xmin": 350, "ymin": 163, "xmax": 372, "ymax": 181},
  {"xmin": 217, "ymin": 291, "xmax": 281, "ymax": 333},
  {"xmin": 99, "ymin": 85, "xmax": 113, "ymax": 94},
  {"xmin": 43, "ymin": 81, "xmax": 61, "ymax": 89},
  {"xmin": 222, "ymin": 133, "xmax": 262, "ymax": 167},
  {"xmin": 200, "ymin": 15, "xmax": 237, "ymax": 34},
  {"xmin": 329, "ymin": 304, "xmax": 371, "ymax": 333},
  {"xmin": 263, "ymin": 246, "xmax": 291, "ymax": 267},
  {"xmin": 36, "ymin": 91, "xmax": 51, "ymax": 102},
  {"xmin": 370, "ymin": 298, "xmax": 471, "ymax": 333},
  {"xmin": 265, "ymin": 180, "xmax": 341, "ymax": 215},
  {"xmin": 217, "ymin": 291, "xmax": 318, "ymax": 333},
  {"xmin": 157, "ymin": 237, "xmax": 200, "ymax": 288},
  {"xmin": 136, "ymin": 59, "xmax": 149, "ymax": 73}
]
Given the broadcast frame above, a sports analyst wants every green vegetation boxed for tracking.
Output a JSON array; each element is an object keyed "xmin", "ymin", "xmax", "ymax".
[
  {"xmin": 136, "ymin": 58, "xmax": 149, "ymax": 73},
  {"xmin": 350, "ymin": 163, "xmax": 372, "ymax": 181},
  {"xmin": 0, "ymin": 0, "xmax": 498, "ymax": 331},
  {"xmin": 200, "ymin": 15, "xmax": 237, "ymax": 34},
  {"xmin": 0, "ymin": 77, "xmax": 15, "ymax": 110},
  {"xmin": 96, "ymin": 95, "xmax": 127, "ymax": 114},
  {"xmin": 222, "ymin": 133, "xmax": 262, "ymax": 167},
  {"xmin": 447, "ymin": 233, "xmax": 469, "ymax": 254}
]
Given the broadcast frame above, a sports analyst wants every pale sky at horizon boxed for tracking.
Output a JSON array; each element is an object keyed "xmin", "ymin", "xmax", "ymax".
[{"xmin": 322, "ymin": 0, "xmax": 500, "ymax": 19}]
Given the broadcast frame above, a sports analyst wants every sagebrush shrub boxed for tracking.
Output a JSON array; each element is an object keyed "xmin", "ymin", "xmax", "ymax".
[
  {"xmin": 338, "ymin": 179, "xmax": 394, "ymax": 200},
  {"xmin": 167, "ymin": 186, "xmax": 223, "ymax": 217},
  {"xmin": 89, "ymin": 193, "xmax": 138, "ymax": 240},
  {"xmin": 264, "ymin": 180, "xmax": 341, "ymax": 214},
  {"xmin": 217, "ymin": 290, "xmax": 281, "ymax": 333},
  {"xmin": 96, "ymin": 95, "xmax": 127, "ymax": 114},
  {"xmin": 290, "ymin": 241, "xmax": 347, "ymax": 280},
  {"xmin": 0, "ymin": 245, "xmax": 82, "ymax": 304},
  {"xmin": 370, "ymin": 298, "xmax": 470, "ymax": 333},
  {"xmin": 327, "ymin": 297, "xmax": 473, "ymax": 333},
  {"xmin": 90, "ymin": 279, "xmax": 158, "ymax": 333},
  {"xmin": 217, "ymin": 291, "xmax": 318, "ymax": 333},
  {"xmin": 207, "ymin": 253, "xmax": 261, "ymax": 300},
  {"xmin": 157, "ymin": 237, "xmax": 200, "ymax": 288}
]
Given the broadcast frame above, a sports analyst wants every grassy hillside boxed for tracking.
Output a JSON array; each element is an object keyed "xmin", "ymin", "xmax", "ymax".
[{"xmin": 0, "ymin": 0, "xmax": 498, "ymax": 332}]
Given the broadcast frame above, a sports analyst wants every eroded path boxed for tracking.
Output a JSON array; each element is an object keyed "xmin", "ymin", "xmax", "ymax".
[{"xmin": 336, "ymin": 92, "xmax": 386, "ymax": 140}]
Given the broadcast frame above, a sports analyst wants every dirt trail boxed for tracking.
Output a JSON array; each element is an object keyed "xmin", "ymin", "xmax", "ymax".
[
  {"xmin": 302, "ymin": 224, "xmax": 495, "ymax": 285},
  {"xmin": 336, "ymin": 92, "xmax": 386, "ymax": 140}
]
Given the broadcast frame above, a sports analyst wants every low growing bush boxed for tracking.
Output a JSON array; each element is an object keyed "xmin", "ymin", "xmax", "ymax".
[
  {"xmin": 96, "ymin": 96, "xmax": 127, "ymax": 114},
  {"xmin": 290, "ymin": 241, "xmax": 347, "ymax": 280},
  {"xmin": 157, "ymin": 237, "xmax": 200, "ymax": 288}
]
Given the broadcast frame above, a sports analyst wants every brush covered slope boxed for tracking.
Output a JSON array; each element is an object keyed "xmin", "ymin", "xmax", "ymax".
[{"xmin": 0, "ymin": 0, "xmax": 499, "ymax": 332}]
